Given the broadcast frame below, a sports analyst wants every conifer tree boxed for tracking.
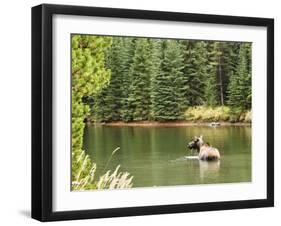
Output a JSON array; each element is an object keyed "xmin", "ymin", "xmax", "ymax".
[
  {"xmin": 245, "ymin": 43, "xmax": 252, "ymax": 79},
  {"xmin": 219, "ymin": 42, "xmax": 241, "ymax": 105},
  {"xmin": 120, "ymin": 38, "xmax": 135, "ymax": 121},
  {"xmin": 152, "ymin": 40, "xmax": 186, "ymax": 120},
  {"xmin": 150, "ymin": 39, "xmax": 164, "ymax": 119},
  {"xmin": 91, "ymin": 38, "xmax": 135, "ymax": 122},
  {"xmin": 182, "ymin": 41, "xmax": 207, "ymax": 106},
  {"xmin": 91, "ymin": 88, "xmax": 111, "ymax": 122},
  {"xmin": 227, "ymin": 43, "xmax": 251, "ymax": 110},
  {"xmin": 128, "ymin": 38, "xmax": 152, "ymax": 121},
  {"xmin": 103, "ymin": 38, "xmax": 124, "ymax": 120},
  {"xmin": 204, "ymin": 41, "xmax": 220, "ymax": 106}
]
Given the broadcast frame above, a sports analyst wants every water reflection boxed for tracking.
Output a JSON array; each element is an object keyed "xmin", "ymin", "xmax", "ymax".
[{"xmin": 199, "ymin": 160, "xmax": 220, "ymax": 182}]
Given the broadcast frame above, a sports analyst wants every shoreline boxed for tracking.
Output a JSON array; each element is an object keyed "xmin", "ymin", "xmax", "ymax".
[{"xmin": 86, "ymin": 120, "xmax": 251, "ymax": 127}]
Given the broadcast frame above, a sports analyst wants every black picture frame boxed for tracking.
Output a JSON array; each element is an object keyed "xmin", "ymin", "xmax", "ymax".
[{"xmin": 32, "ymin": 3, "xmax": 274, "ymax": 222}]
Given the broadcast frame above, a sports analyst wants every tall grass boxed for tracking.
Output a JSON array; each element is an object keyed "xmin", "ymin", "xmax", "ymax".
[
  {"xmin": 97, "ymin": 165, "xmax": 133, "ymax": 189},
  {"xmin": 72, "ymin": 148, "xmax": 133, "ymax": 191}
]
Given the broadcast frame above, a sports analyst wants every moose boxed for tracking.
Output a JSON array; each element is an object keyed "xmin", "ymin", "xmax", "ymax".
[{"xmin": 188, "ymin": 135, "xmax": 220, "ymax": 161}]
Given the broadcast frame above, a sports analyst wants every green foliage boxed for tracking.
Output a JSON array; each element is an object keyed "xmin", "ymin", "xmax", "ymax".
[
  {"xmin": 185, "ymin": 106, "xmax": 251, "ymax": 122},
  {"xmin": 84, "ymin": 36, "xmax": 251, "ymax": 124},
  {"xmin": 204, "ymin": 41, "xmax": 220, "ymax": 106},
  {"xmin": 181, "ymin": 41, "xmax": 207, "ymax": 106},
  {"xmin": 204, "ymin": 73, "xmax": 218, "ymax": 107},
  {"xmin": 90, "ymin": 38, "xmax": 123, "ymax": 122},
  {"xmin": 90, "ymin": 38, "xmax": 136, "ymax": 122},
  {"xmin": 128, "ymin": 38, "xmax": 152, "ymax": 121},
  {"xmin": 150, "ymin": 39, "xmax": 164, "ymax": 119},
  {"xmin": 151, "ymin": 40, "xmax": 186, "ymax": 120},
  {"xmin": 218, "ymin": 42, "xmax": 241, "ymax": 105},
  {"xmin": 185, "ymin": 106, "xmax": 231, "ymax": 122},
  {"xmin": 72, "ymin": 35, "xmax": 112, "ymax": 189},
  {"xmin": 227, "ymin": 43, "xmax": 252, "ymax": 111},
  {"xmin": 71, "ymin": 35, "xmax": 133, "ymax": 190},
  {"xmin": 119, "ymin": 38, "xmax": 136, "ymax": 121},
  {"xmin": 204, "ymin": 41, "xmax": 242, "ymax": 106}
]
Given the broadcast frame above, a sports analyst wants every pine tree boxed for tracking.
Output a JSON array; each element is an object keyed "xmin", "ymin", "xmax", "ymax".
[
  {"xmin": 203, "ymin": 41, "xmax": 242, "ymax": 107},
  {"xmin": 103, "ymin": 38, "xmax": 124, "ymax": 121},
  {"xmin": 182, "ymin": 41, "xmax": 207, "ymax": 106},
  {"xmin": 91, "ymin": 88, "xmax": 111, "ymax": 122},
  {"xmin": 119, "ymin": 38, "xmax": 135, "ymax": 121},
  {"xmin": 227, "ymin": 43, "xmax": 251, "ymax": 110},
  {"xmin": 244, "ymin": 43, "xmax": 252, "ymax": 108},
  {"xmin": 245, "ymin": 42, "xmax": 252, "ymax": 81},
  {"xmin": 219, "ymin": 42, "xmax": 241, "ymax": 105},
  {"xmin": 90, "ymin": 38, "xmax": 135, "ymax": 122},
  {"xmin": 150, "ymin": 39, "xmax": 164, "ymax": 119},
  {"xmin": 204, "ymin": 41, "xmax": 220, "ymax": 106},
  {"xmin": 152, "ymin": 40, "xmax": 186, "ymax": 120},
  {"xmin": 128, "ymin": 38, "xmax": 152, "ymax": 121}
]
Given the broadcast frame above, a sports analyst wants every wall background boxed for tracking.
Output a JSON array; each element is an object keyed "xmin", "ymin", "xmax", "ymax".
[{"xmin": 0, "ymin": 0, "xmax": 278, "ymax": 225}]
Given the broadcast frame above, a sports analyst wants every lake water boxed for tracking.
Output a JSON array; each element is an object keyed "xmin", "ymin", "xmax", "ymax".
[{"xmin": 83, "ymin": 125, "xmax": 251, "ymax": 188}]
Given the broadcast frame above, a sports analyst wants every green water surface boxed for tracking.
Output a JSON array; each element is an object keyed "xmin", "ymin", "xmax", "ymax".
[{"xmin": 83, "ymin": 125, "xmax": 251, "ymax": 188}]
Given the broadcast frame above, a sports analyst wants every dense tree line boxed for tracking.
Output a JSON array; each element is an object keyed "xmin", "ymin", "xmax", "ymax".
[{"xmin": 87, "ymin": 37, "xmax": 252, "ymax": 122}]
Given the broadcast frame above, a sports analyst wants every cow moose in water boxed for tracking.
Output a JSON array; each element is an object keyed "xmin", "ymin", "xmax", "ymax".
[{"xmin": 188, "ymin": 135, "xmax": 220, "ymax": 161}]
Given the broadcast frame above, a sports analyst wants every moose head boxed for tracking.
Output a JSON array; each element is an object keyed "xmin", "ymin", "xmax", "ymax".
[{"xmin": 187, "ymin": 135, "xmax": 204, "ymax": 152}]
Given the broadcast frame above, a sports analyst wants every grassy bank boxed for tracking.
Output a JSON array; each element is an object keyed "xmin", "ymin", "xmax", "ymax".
[
  {"xmin": 184, "ymin": 106, "xmax": 251, "ymax": 123},
  {"xmin": 89, "ymin": 121, "xmax": 251, "ymax": 127},
  {"xmin": 86, "ymin": 106, "xmax": 251, "ymax": 126}
]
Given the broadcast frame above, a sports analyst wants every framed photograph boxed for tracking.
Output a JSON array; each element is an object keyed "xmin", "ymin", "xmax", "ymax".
[{"xmin": 32, "ymin": 4, "xmax": 274, "ymax": 221}]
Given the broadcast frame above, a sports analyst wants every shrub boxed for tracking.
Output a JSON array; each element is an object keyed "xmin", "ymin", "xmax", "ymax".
[
  {"xmin": 185, "ymin": 106, "xmax": 231, "ymax": 122},
  {"xmin": 184, "ymin": 106, "xmax": 251, "ymax": 123}
]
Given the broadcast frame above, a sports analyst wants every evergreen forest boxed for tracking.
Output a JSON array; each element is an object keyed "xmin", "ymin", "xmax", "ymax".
[{"xmin": 85, "ymin": 36, "xmax": 252, "ymax": 123}]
